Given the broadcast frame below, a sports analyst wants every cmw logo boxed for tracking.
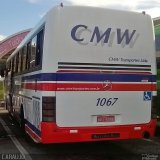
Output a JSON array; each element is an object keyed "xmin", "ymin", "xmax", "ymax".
[{"xmin": 71, "ymin": 24, "xmax": 139, "ymax": 48}]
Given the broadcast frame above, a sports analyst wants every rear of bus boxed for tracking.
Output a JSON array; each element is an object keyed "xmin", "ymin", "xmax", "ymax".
[{"xmin": 40, "ymin": 6, "xmax": 157, "ymax": 143}]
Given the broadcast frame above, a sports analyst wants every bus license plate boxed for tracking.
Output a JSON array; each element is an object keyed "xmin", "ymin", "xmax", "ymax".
[{"xmin": 97, "ymin": 115, "xmax": 115, "ymax": 122}]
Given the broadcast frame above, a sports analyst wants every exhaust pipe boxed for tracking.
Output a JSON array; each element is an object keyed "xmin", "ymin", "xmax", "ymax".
[{"xmin": 143, "ymin": 131, "xmax": 150, "ymax": 139}]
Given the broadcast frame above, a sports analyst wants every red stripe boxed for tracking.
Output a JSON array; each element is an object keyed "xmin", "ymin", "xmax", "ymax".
[
  {"xmin": 25, "ymin": 125, "xmax": 41, "ymax": 143},
  {"xmin": 22, "ymin": 83, "xmax": 156, "ymax": 91},
  {"xmin": 57, "ymin": 70, "xmax": 152, "ymax": 75},
  {"xmin": 22, "ymin": 83, "xmax": 56, "ymax": 91}
]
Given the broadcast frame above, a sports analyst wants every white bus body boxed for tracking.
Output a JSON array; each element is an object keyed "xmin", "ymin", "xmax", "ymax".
[{"xmin": 6, "ymin": 6, "xmax": 157, "ymax": 143}]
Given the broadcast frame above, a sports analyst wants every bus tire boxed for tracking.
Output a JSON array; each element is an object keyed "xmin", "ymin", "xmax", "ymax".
[
  {"xmin": 20, "ymin": 106, "xmax": 25, "ymax": 133},
  {"xmin": 8, "ymin": 94, "xmax": 13, "ymax": 115}
]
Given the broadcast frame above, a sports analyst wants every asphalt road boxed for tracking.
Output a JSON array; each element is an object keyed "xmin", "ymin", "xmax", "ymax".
[{"xmin": 0, "ymin": 108, "xmax": 160, "ymax": 160}]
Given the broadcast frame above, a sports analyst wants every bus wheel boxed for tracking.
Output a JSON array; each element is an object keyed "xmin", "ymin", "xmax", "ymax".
[{"xmin": 20, "ymin": 106, "xmax": 25, "ymax": 133}]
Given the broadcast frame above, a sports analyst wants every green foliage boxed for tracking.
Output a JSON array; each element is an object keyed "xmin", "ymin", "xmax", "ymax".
[
  {"xmin": 0, "ymin": 81, "xmax": 4, "ymax": 100},
  {"xmin": 0, "ymin": 59, "xmax": 6, "ymax": 70},
  {"xmin": 155, "ymin": 25, "xmax": 160, "ymax": 36}
]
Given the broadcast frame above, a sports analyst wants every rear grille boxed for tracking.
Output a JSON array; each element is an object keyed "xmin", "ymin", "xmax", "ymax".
[
  {"xmin": 92, "ymin": 133, "xmax": 120, "ymax": 139},
  {"xmin": 42, "ymin": 97, "xmax": 56, "ymax": 122}
]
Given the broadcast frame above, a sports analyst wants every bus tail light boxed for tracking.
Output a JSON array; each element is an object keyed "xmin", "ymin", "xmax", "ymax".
[
  {"xmin": 151, "ymin": 96, "xmax": 157, "ymax": 119},
  {"xmin": 42, "ymin": 96, "xmax": 56, "ymax": 122}
]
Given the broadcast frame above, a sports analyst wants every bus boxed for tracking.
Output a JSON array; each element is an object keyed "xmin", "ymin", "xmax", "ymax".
[
  {"xmin": 4, "ymin": 5, "xmax": 157, "ymax": 144},
  {"xmin": 155, "ymin": 22, "xmax": 160, "ymax": 127}
]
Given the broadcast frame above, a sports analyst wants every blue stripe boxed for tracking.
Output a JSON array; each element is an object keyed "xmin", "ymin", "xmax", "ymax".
[
  {"xmin": 22, "ymin": 73, "xmax": 56, "ymax": 81},
  {"xmin": 22, "ymin": 73, "xmax": 156, "ymax": 82},
  {"xmin": 25, "ymin": 120, "xmax": 41, "ymax": 136},
  {"xmin": 57, "ymin": 73, "xmax": 156, "ymax": 82}
]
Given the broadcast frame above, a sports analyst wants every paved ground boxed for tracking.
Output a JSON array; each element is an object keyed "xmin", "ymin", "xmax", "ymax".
[{"xmin": 0, "ymin": 107, "xmax": 160, "ymax": 160}]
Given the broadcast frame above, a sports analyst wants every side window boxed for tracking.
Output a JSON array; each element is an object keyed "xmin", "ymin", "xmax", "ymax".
[
  {"xmin": 26, "ymin": 42, "xmax": 31, "ymax": 70},
  {"xmin": 18, "ymin": 50, "xmax": 22, "ymax": 73},
  {"xmin": 29, "ymin": 28, "xmax": 44, "ymax": 70},
  {"xmin": 36, "ymin": 29, "xmax": 44, "ymax": 66},
  {"xmin": 22, "ymin": 45, "xmax": 27, "ymax": 71},
  {"xmin": 15, "ymin": 53, "xmax": 19, "ymax": 73},
  {"xmin": 9, "ymin": 27, "xmax": 45, "ymax": 74},
  {"xmin": 30, "ymin": 36, "xmax": 37, "ymax": 68},
  {"xmin": 13, "ymin": 56, "xmax": 17, "ymax": 73},
  {"xmin": 8, "ymin": 61, "xmax": 11, "ymax": 72},
  {"xmin": 6, "ymin": 61, "xmax": 11, "ymax": 76},
  {"xmin": 11, "ymin": 58, "xmax": 14, "ymax": 74}
]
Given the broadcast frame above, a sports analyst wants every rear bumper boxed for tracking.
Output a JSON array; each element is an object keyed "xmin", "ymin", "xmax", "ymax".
[{"xmin": 34, "ymin": 119, "xmax": 157, "ymax": 144}]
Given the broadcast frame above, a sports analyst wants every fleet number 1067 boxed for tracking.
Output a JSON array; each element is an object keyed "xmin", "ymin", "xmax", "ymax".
[{"xmin": 96, "ymin": 98, "xmax": 118, "ymax": 107}]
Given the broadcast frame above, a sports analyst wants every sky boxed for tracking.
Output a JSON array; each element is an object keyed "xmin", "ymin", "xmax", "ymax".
[{"xmin": 0, "ymin": 0, "xmax": 160, "ymax": 41}]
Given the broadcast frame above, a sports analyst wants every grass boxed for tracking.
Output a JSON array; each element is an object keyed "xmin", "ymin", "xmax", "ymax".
[{"xmin": 0, "ymin": 81, "xmax": 4, "ymax": 100}]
